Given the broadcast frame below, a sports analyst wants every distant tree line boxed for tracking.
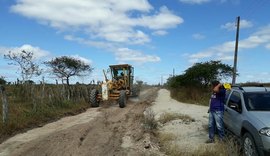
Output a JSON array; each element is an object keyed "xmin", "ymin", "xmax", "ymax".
[
  {"xmin": 166, "ymin": 60, "xmax": 234, "ymax": 88},
  {"xmin": 3, "ymin": 50, "xmax": 94, "ymax": 85},
  {"xmin": 165, "ymin": 60, "xmax": 234, "ymax": 105}
]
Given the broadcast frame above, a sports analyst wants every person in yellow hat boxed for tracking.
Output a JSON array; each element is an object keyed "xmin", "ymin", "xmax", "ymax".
[{"xmin": 206, "ymin": 80, "xmax": 226, "ymax": 143}]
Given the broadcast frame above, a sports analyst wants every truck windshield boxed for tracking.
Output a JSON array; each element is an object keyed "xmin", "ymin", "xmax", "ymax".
[{"xmin": 244, "ymin": 92, "xmax": 270, "ymax": 111}]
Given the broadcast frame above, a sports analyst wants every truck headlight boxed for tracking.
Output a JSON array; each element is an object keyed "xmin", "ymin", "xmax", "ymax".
[{"xmin": 259, "ymin": 127, "xmax": 270, "ymax": 137}]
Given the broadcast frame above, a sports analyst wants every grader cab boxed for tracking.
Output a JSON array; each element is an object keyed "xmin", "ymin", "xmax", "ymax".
[{"xmin": 90, "ymin": 64, "xmax": 137, "ymax": 108}]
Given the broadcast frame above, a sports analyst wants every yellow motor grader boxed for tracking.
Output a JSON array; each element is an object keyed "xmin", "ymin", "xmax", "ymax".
[{"xmin": 90, "ymin": 64, "xmax": 138, "ymax": 108}]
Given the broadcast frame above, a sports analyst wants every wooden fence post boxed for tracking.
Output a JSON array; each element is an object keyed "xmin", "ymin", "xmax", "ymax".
[{"xmin": 0, "ymin": 85, "xmax": 8, "ymax": 124}]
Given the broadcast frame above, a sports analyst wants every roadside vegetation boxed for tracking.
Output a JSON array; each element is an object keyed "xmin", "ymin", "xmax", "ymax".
[
  {"xmin": 159, "ymin": 112, "xmax": 195, "ymax": 124},
  {"xmin": 143, "ymin": 110, "xmax": 241, "ymax": 156},
  {"xmin": 0, "ymin": 50, "xmax": 97, "ymax": 143},
  {"xmin": 158, "ymin": 131, "xmax": 241, "ymax": 156},
  {"xmin": 166, "ymin": 60, "xmax": 234, "ymax": 106},
  {"xmin": 0, "ymin": 83, "xmax": 94, "ymax": 143},
  {"xmin": 165, "ymin": 60, "xmax": 270, "ymax": 106},
  {"xmin": 143, "ymin": 108, "xmax": 158, "ymax": 132},
  {"xmin": 158, "ymin": 133, "xmax": 241, "ymax": 156}
]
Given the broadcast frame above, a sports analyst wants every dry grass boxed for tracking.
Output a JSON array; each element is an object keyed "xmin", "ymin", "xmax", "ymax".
[
  {"xmin": 156, "ymin": 115, "xmax": 241, "ymax": 155},
  {"xmin": 193, "ymin": 137, "xmax": 241, "ymax": 156},
  {"xmin": 158, "ymin": 135, "xmax": 241, "ymax": 156},
  {"xmin": 159, "ymin": 112, "xmax": 195, "ymax": 124},
  {"xmin": 158, "ymin": 132, "xmax": 176, "ymax": 143},
  {"xmin": 143, "ymin": 108, "xmax": 158, "ymax": 132},
  {"xmin": 164, "ymin": 143, "xmax": 185, "ymax": 156},
  {"xmin": 170, "ymin": 87, "xmax": 211, "ymax": 106},
  {"xmin": 157, "ymin": 121, "xmax": 241, "ymax": 156},
  {"xmin": 169, "ymin": 82, "xmax": 270, "ymax": 106},
  {"xmin": 0, "ymin": 84, "xmax": 94, "ymax": 143},
  {"xmin": 158, "ymin": 132, "xmax": 189, "ymax": 156},
  {"xmin": 158, "ymin": 132, "xmax": 177, "ymax": 155}
]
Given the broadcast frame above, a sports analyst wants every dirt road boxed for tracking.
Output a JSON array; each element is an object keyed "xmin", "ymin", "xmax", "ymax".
[
  {"xmin": 0, "ymin": 87, "xmax": 161, "ymax": 156},
  {"xmin": 151, "ymin": 89, "xmax": 210, "ymax": 154},
  {"xmin": 0, "ymin": 88, "xmax": 217, "ymax": 156}
]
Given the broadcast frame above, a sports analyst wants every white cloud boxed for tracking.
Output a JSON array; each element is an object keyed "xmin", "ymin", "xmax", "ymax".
[
  {"xmin": 212, "ymin": 41, "xmax": 235, "ymax": 53},
  {"xmin": 64, "ymin": 35, "xmax": 160, "ymax": 64},
  {"xmin": 266, "ymin": 44, "xmax": 270, "ymax": 49},
  {"xmin": 216, "ymin": 52, "xmax": 234, "ymax": 61},
  {"xmin": 189, "ymin": 41, "xmax": 235, "ymax": 61},
  {"xmin": 115, "ymin": 48, "xmax": 160, "ymax": 64},
  {"xmin": 221, "ymin": 19, "xmax": 253, "ymax": 31},
  {"xmin": 152, "ymin": 30, "xmax": 168, "ymax": 36},
  {"xmin": 136, "ymin": 6, "xmax": 183, "ymax": 30},
  {"xmin": 192, "ymin": 33, "xmax": 205, "ymax": 40},
  {"xmin": 188, "ymin": 58, "xmax": 199, "ymax": 63},
  {"xmin": 254, "ymin": 25, "xmax": 270, "ymax": 36},
  {"xmin": 0, "ymin": 44, "xmax": 91, "ymax": 69},
  {"xmin": 190, "ymin": 51, "xmax": 213, "ymax": 60},
  {"xmin": 239, "ymin": 35, "xmax": 266, "ymax": 49},
  {"xmin": 70, "ymin": 54, "xmax": 92, "ymax": 65},
  {"xmin": 64, "ymin": 35, "xmax": 116, "ymax": 50},
  {"xmin": 11, "ymin": 0, "xmax": 182, "ymax": 45},
  {"xmin": 179, "ymin": 0, "xmax": 210, "ymax": 4},
  {"xmin": 189, "ymin": 24, "xmax": 270, "ymax": 62},
  {"xmin": 0, "ymin": 44, "xmax": 50, "ymax": 59}
]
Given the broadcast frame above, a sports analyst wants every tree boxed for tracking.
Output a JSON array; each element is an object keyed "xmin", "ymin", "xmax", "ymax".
[
  {"xmin": 166, "ymin": 74, "xmax": 188, "ymax": 88},
  {"xmin": 45, "ymin": 56, "xmax": 93, "ymax": 85},
  {"xmin": 4, "ymin": 50, "xmax": 41, "ymax": 82},
  {"xmin": 167, "ymin": 60, "xmax": 233, "ymax": 88},
  {"xmin": 185, "ymin": 61, "xmax": 233, "ymax": 86},
  {"xmin": 0, "ymin": 76, "xmax": 7, "ymax": 85}
]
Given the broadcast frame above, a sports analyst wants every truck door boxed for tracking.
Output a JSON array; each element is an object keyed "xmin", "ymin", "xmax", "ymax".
[{"xmin": 224, "ymin": 91, "xmax": 243, "ymax": 136}]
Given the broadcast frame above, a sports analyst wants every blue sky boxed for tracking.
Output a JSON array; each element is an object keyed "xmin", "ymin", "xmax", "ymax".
[{"xmin": 0, "ymin": 0, "xmax": 270, "ymax": 85}]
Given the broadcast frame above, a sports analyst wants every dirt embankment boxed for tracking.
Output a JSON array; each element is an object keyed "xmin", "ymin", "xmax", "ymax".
[{"xmin": 0, "ymin": 87, "xmax": 161, "ymax": 156}]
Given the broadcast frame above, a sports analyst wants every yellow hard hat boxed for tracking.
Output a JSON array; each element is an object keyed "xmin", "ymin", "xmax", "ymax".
[{"xmin": 223, "ymin": 83, "xmax": 231, "ymax": 90}]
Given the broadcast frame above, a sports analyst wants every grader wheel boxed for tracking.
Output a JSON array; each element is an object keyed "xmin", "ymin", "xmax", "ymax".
[
  {"xmin": 119, "ymin": 90, "xmax": 126, "ymax": 108},
  {"xmin": 90, "ymin": 89, "xmax": 100, "ymax": 107}
]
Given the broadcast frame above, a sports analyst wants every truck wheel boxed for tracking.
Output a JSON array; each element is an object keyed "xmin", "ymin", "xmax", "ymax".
[
  {"xmin": 119, "ymin": 90, "xmax": 126, "ymax": 108},
  {"xmin": 90, "ymin": 89, "xmax": 99, "ymax": 107},
  {"xmin": 242, "ymin": 132, "xmax": 258, "ymax": 156}
]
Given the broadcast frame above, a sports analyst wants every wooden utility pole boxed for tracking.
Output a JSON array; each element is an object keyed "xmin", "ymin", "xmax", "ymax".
[
  {"xmin": 0, "ymin": 85, "xmax": 8, "ymax": 124},
  {"xmin": 232, "ymin": 16, "xmax": 240, "ymax": 85}
]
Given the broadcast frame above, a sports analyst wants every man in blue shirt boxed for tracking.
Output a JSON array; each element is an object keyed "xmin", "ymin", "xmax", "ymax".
[{"xmin": 206, "ymin": 80, "xmax": 226, "ymax": 143}]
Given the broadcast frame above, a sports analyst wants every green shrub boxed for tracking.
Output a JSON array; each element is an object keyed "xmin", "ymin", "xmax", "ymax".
[{"xmin": 143, "ymin": 108, "xmax": 158, "ymax": 131}]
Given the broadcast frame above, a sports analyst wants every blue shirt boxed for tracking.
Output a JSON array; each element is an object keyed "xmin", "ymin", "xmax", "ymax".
[{"xmin": 210, "ymin": 88, "xmax": 226, "ymax": 111}]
